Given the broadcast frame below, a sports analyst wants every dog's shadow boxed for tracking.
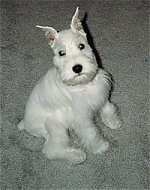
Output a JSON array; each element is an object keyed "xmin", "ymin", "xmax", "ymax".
[
  {"xmin": 82, "ymin": 13, "xmax": 103, "ymax": 69},
  {"xmin": 82, "ymin": 13, "xmax": 114, "ymax": 99}
]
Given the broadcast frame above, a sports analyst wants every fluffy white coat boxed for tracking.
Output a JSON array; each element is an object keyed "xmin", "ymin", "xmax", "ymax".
[{"xmin": 18, "ymin": 8, "xmax": 121, "ymax": 164}]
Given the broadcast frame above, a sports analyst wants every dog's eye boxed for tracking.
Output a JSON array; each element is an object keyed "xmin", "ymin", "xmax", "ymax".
[
  {"xmin": 59, "ymin": 51, "xmax": 66, "ymax": 56},
  {"xmin": 78, "ymin": 43, "xmax": 85, "ymax": 50}
]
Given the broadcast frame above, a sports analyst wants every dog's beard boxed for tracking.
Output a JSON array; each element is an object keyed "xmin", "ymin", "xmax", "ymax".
[{"xmin": 62, "ymin": 70, "xmax": 98, "ymax": 86}]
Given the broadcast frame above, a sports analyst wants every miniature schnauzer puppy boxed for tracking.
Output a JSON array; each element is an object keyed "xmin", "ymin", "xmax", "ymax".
[{"xmin": 18, "ymin": 8, "xmax": 121, "ymax": 164}]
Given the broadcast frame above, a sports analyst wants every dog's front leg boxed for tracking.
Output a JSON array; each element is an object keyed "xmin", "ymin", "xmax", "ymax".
[
  {"xmin": 74, "ymin": 120, "xmax": 109, "ymax": 154},
  {"xmin": 42, "ymin": 119, "xmax": 86, "ymax": 164}
]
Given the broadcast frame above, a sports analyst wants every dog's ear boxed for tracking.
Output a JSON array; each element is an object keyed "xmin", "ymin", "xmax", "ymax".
[
  {"xmin": 36, "ymin": 25, "xmax": 58, "ymax": 46},
  {"xmin": 70, "ymin": 7, "xmax": 84, "ymax": 33}
]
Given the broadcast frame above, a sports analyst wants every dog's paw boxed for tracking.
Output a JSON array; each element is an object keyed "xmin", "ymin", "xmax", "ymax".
[
  {"xmin": 43, "ymin": 146, "xmax": 86, "ymax": 165},
  {"xmin": 105, "ymin": 116, "xmax": 122, "ymax": 129},
  {"xmin": 65, "ymin": 148, "xmax": 86, "ymax": 165},
  {"xmin": 18, "ymin": 120, "xmax": 24, "ymax": 130},
  {"xmin": 92, "ymin": 140, "xmax": 109, "ymax": 154}
]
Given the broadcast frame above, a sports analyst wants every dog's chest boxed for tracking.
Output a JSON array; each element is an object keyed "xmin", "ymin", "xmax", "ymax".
[{"xmin": 69, "ymin": 82, "xmax": 102, "ymax": 111}]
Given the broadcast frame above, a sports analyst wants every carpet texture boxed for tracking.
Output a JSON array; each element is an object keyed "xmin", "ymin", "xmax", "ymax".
[{"xmin": 1, "ymin": 0, "xmax": 149, "ymax": 189}]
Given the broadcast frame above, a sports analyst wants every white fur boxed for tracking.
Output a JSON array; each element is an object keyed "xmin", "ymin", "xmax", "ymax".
[{"xmin": 18, "ymin": 8, "xmax": 121, "ymax": 164}]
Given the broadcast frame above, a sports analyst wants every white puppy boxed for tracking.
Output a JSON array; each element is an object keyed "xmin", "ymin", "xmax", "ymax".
[{"xmin": 18, "ymin": 8, "xmax": 121, "ymax": 164}]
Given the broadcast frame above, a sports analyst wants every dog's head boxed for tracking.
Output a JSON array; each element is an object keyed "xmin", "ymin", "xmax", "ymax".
[{"xmin": 36, "ymin": 7, "xmax": 98, "ymax": 86}]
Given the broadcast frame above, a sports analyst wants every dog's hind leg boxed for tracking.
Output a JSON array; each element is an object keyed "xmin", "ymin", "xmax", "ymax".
[
  {"xmin": 100, "ymin": 101, "xmax": 121, "ymax": 129},
  {"xmin": 42, "ymin": 119, "xmax": 86, "ymax": 164}
]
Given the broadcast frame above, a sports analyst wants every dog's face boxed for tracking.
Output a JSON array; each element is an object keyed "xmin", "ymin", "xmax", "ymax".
[
  {"xmin": 36, "ymin": 8, "xmax": 98, "ymax": 86},
  {"xmin": 52, "ymin": 29, "xmax": 98, "ymax": 86}
]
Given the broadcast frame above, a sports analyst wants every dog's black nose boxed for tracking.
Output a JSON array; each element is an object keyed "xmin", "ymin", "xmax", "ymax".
[{"xmin": 72, "ymin": 64, "xmax": 83, "ymax": 74}]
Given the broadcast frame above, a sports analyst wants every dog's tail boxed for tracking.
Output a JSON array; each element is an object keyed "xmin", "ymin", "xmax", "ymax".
[{"xmin": 18, "ymin": 120, "xmax": 24, "ymax": 131}]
